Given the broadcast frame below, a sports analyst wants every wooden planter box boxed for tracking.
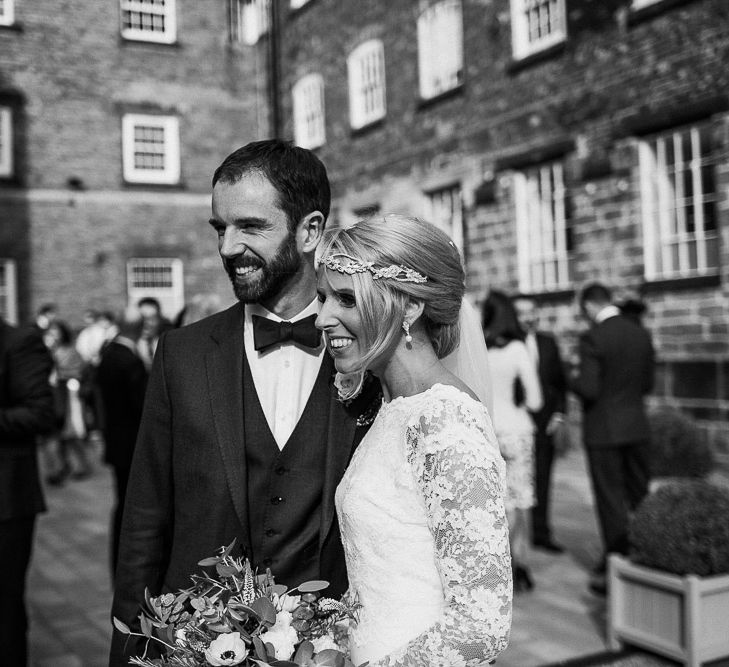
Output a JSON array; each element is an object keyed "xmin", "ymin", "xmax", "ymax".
[{"xmin": 608, "ymin": 554, "xmax": 729, "ymax": 666}]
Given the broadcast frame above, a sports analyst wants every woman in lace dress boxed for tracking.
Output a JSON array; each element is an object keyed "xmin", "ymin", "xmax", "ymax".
[
  {"xmin": 315, "ymin": 214, "xmax": 512, "ymax": 667},
  {"xmin": 481, "ymin": 290, "xmax": 542, "ymax": 592}
]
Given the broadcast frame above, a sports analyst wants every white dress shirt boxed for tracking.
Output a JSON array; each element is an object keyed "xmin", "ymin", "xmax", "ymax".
[
  {"xmin": 595, "ymin": 304, "xmax": 621, "ymax": 323},
  {"xmin": 244, "ymin": 299, "xmax": 325, "ymax": 449}
]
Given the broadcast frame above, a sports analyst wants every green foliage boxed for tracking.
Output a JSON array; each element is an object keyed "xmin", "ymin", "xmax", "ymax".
[
  {"xmin": 629, "ymin": 480, "xmax": 729, "ymax": 576},
  {"xmin": 648, "ymin": 407, "xmax": 714, "ymax": 478}
]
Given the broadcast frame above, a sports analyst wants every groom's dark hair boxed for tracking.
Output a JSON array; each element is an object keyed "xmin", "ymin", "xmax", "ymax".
[{"xmin": 212, "ymin": 139, "xmax": 331, "ymax": 232}]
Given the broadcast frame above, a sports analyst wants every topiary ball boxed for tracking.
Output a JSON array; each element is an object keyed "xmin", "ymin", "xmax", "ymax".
[
  {"xmin": 648, "ymin": 408, "xmax": 714, "ymax": 478},
  {"xmin": 629, "ymin": 480, "xmax": 729, "ymax": 576}
]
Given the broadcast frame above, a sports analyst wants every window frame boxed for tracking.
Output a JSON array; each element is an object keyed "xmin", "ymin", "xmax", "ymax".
[
  {"xmin": 631, "ymin": 0, "xmax": 662, "ymax": 8},
  {"xmin": 417, "ymin": 0, "xmax": 464, "ymax": 101},
  {"xmin": 126, "ymin": 257, "xmax": 184, "ymax": 319},
  {"xmin": 424, "ymin": 184, "xmax": 464, "ymax": 254},
  {"xmin": 510, "ymin": 0, "xmax": 567, "ymax": 61},
  {"xmin": 290, "ymin": 0, "xmax": 310, "ymax": 8},
  {"xmin": 0, "ymin": 0, "xmax": 15, "ymax": 27},
  {"xmin": 121, "ymin": 114, "xmax": 181, "ymax": 185},
  {"xmin": 513, "ymin": 160, "xmax": 571, "ymax": 293},
  {"xmin": 0, "ymin": 259, "xmax": 18, "ymax": 325},
  {"xmin": 0, "ymin": 106, "xmax": 12, "ymax": 178},
  {"xmin": 639, "ymin": 123, "xmax": 719, "ymax": 282},
  {"xmin": 292, "ymin": 73, "xmax": 326, "ymax": 150},
  {"xmin": 229, "ymin": 0, "xmax": 270, "ymax": 45},
  {"xmin": 347, "ymin": 39, "xmax": 386, "ymax": 130},
  {"xmin": 119, "ymin": 0, "xmax": 177, "ymax": 44}
]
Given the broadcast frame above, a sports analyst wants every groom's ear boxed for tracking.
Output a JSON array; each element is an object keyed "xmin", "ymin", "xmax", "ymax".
[{"xmin": 296, "ymin": 211, "xmax": 325, "ymax": 254}]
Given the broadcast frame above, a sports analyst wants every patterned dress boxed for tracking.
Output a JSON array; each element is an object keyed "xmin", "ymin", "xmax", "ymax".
[
  {"xmin": 336, "ymin": 384, "xmax": 512, "ymax": 666},
  {"xmin": 488, "ymin": 340, "xmax": 543, "ymax": 511}
]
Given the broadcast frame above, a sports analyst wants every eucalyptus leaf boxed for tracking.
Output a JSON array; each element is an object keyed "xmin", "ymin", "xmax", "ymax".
[
  {"xmin": 113, "ymin": 617, "xmax": 130, "ymax": 634},
  {"xmin": 253, "ymin": 636, "xmax": 268, "ymax": 661},
  {"xmin": 250, "ymin": 596, "xmax": 277, "ymax": 625},
  {"xmin": 216, "ymin": 563, "xmax": 240, "ymax": 576},
  {"xmin": 221, "ymin": 538, "xmax": 237, "ymax": 558},
  {"xmin": 313, "ymin": 649, "xmax": 346, "ymax": 667},
  {"xmin": 198, "ymin": 556, "xmax": 221, "ymax": 567},
  {"xmin": 293, "ymin": 640, "xmax": 314, "ymax": 663},
  {"xmin": 271, "ymin": 584, "xmax": 288, "ymax": 596},
  {"xmin": 140, "ymin": 614, "xmax": 153, "ymax": 638},
  {"xmin": 296, "ymin": 580, "xmax": 329, "ymax": 593}
]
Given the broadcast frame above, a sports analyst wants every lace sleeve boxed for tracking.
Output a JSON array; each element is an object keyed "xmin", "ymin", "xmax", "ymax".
[{"xmin": 368, "ymin": 396, "xmax": 512, "ymax": 666}]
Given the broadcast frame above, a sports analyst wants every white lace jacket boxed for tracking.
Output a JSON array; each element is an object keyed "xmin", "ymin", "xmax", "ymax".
[{"xmin": 335, "ymin": 384, "xmax": 512, "ymax": 667}]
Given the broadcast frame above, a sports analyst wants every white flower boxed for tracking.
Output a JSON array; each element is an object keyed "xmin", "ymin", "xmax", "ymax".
[
  {"xmin": 273, "ymin": 593, "xmax": 301, "ymax": 613},
  {"xmin": 311, "ymin": 634, "xmax": 340, "ymax": 653},
  {"xmin": 275, "ymin": 609, "xmax": 293, "ymax": 627},
  {"xmin": 175, "ymin": 628, "xmax": 187, "ymax": 646},
  {"xmin": 263, "ymin": 621, "xmax": 299, "ymax": 660},
  {"xmin": 334, "ymin": 372, "xmax": 364, "ymax": 401},
  {"xmin": 204, "ymin": 632, "xmax": 248, "ymax": 666}
]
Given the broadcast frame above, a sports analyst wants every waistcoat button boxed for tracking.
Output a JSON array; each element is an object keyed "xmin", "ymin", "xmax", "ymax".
[
  {"xmin": 270, "ymin": 496, "xmax": 284, "ymax": 505},
  {"xmin": 265, "ymin": 528, "xmax": 277, "ymax": 537},
  {"xmin": 275, "ymin": 466, "xmax": 287, "ymax": 476}
]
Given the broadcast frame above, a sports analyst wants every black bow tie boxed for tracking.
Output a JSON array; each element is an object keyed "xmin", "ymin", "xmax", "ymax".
[{"xmin": 252, "ymin": 314, "xmax": 321, "ymax": 352}]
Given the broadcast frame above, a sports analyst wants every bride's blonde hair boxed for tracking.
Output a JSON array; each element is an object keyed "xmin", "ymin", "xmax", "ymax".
[{"xmin": 319, "ymin": 214, "xmax": 465, "ymax": 376}]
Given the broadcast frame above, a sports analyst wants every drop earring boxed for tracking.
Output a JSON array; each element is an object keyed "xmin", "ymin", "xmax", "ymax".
[{"xmin": 402, "ymin": 320, "xmax": 412, "ymax": 344}]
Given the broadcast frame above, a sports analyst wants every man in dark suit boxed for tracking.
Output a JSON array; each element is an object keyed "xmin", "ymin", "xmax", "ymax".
[
  {"xmin": 569, "ymin": 283, "xmax": 654, "ymax": 593},
  {"xmin": 95, "ymin": 317, "xmax": 148, "ymax": 578},
  {"xmin": 110, "ymin": 141, "xmax": 374, "ymax": 665},
  {"xmin": 0, "ymin": 317, "xmax": 55, "ymax": 666},
  {"xmin": 513, "ymin": 296, "xmax": 567, "ymax": 553}
]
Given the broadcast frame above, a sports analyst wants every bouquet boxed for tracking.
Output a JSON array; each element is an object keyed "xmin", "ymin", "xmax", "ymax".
[{"xmin": 114, "ymin": 540, "xmax": 358, "ymax": 666}]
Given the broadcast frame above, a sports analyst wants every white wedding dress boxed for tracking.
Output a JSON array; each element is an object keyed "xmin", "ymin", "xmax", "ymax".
[{"xmin": 336, "ymin": 384, "xmax": 512, "ymax": 666}]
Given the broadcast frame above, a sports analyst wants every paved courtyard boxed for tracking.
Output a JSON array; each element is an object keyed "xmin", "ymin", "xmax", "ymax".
[{"xmin": 25, "ymin": 442, "xmax": 696, "ymax": 667}]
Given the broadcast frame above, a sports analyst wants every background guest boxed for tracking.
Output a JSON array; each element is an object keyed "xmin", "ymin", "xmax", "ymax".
[
  {"xmin": 513, "ymin": 295, "xmax": 568, "ymax": 554},
  {"xmin": 43, "ymin": 321, "xmax": 93, "ymax": 484},
  {"xmin": 134, "ymin": 297, "xmax": 173, "ymax": 373},
  {"xmin": 0, "ymin": 317, "xmax": 55, "ymax": 666},
  {"xmin": 96, "ymin": 317, "xmax": 148, "ymax": 579},
  {"xmin": 569, "ymin": 282, "xmax": 655, "ymax": 595},
  {"xmin": 482, "ymin": 290, "xmax": 543, "ymax": 592}
]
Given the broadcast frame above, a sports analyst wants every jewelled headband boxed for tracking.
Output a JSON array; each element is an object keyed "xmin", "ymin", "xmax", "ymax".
[{"xmin": 320, "ymin": 253, "xmax": 428, "ymax": 284}]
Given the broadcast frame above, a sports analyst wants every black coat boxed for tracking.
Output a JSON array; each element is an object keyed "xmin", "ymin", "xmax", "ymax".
[
  {"xmin": 96, "ymin": 337, "xmax": 148, "ymax": 469},
  {"xmin": 570, "ymin": 314, "xmax": 654, "ymax": 447},
  {"xmin": 110, "ymin": 304, "xmax": 373, "ymax": 666},
  {"xmin": 0, "ymin": 320, "xmax": 55, "ymax": 522},
  {"xmin": 531, "ymin": 332, "xmax": 567, "ymax": 436}
]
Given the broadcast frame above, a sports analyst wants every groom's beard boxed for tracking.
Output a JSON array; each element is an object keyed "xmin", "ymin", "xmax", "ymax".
[{"xmin": 225, "ymin": 232, "xmax": 302, "ymax": 304}]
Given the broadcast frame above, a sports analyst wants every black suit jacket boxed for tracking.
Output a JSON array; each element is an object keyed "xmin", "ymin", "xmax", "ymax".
[
  {"xmin": 0, "ymin": 320, "xmax": 55, "ymax": 522},
  {"xmin": 531, "ymin": 332, "xmax": 567, "ymax": 435},
  {"xmin": 96, "ymin": 337, "xmax": 148, "ymax": 469},
  {"xmin": 110, "ymin": 304, "xmax": 370, "ymax": 665},
  {"xmin": 570, "ymin": 314, "xmax": 654, "ymax": 448}
]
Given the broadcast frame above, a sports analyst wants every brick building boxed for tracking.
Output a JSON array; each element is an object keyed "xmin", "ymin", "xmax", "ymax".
[
  {"xmin": 1, "ymin": 0, "xmax": 727, "ymax": 447},
  {"xmin": 0, "ymin": 0, "xmax": 270, "ymax": 326},
  {"xmin": 274, "ymin": 0, "xmax": 728, "ymax": 448}
]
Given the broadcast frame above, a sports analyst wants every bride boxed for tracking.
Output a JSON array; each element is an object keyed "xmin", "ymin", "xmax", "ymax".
[{"xmin": 315, "ymin": 214, "xmax": 512, "ymax": 666}]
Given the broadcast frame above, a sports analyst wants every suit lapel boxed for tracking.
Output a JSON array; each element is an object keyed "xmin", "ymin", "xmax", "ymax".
[
  {"xmin": 319, "ymin": 355, "xmax": 358, "ymax": 549},
  {"xmin": 205, "ymin": 306, "xmax": 251, "ymax": 549}
]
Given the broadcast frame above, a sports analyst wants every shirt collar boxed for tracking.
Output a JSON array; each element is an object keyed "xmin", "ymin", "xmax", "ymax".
[
  {"xmin": 245, "ymin": 298, "xmax": 319, "ymax": 324},
  {"xmin": 595, "ymin": 304, "xmax": 621, "ymax": 323}
]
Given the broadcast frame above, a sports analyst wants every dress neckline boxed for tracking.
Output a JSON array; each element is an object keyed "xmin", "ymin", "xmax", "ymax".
[{"xmin": 382, "ymin": 382, "xmax": 482, "ymax": 409}]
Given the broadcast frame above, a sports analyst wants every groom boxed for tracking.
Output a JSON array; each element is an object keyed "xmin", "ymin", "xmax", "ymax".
[{"xmin": 109, "ymin": 140, "xmax": 373, "ymax": 665}]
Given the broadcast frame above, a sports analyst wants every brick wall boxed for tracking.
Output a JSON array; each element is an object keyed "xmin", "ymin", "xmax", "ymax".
[
  {"xmin": 278, "ymin": 0, "xmax": 729, "ymax": 453},
  {"xmin": 0, "ymin": 0, "xmax": 264, "ymax": 324}
]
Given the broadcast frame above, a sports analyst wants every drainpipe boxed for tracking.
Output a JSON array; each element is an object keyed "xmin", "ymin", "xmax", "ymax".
[{"xmin": 267, "ymin": 0, "xmax": 281, "ymax": 139}]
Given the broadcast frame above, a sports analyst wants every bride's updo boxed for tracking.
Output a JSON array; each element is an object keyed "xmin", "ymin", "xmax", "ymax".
[{"xmin": 319, "ymin": 214, "xmax": 465, "ymax": 374}]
